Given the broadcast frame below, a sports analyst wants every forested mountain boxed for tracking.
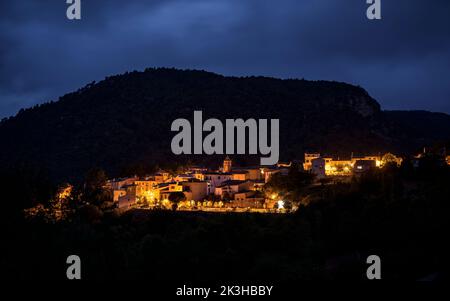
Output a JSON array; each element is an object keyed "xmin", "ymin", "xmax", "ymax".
[{"xmin": 1, "ymin": 68, "xmax": 449, "ymax": 181}]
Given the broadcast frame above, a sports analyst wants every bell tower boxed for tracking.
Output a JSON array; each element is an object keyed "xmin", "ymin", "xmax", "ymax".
[{"xmin": 223, "ymin": 156, "xmax": 232, "ymax": 173}]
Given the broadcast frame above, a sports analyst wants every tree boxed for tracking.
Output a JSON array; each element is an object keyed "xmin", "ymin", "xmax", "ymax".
[
  {"xmin": 382, "ymin": 153, "xmax": 399, "ymax": 166},
  {"xmin": 168, "ymin": 192, "xmax": 186, "ymax": 211},
  {"xmin": 82, "ymin": 168, "xmax": 111, "ymax": 208},
  {"xmin": 85, "ymin": 168, "xmax": 107, "ymax": 191},
  {"xmin": 265, "ymin": 163, "xmax": 314, "ymax": 202}
]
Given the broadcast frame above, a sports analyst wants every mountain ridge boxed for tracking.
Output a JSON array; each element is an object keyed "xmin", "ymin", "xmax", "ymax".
[{"xmin": 1, "ymin": 68, "xmax": 449, "ymax": 181}]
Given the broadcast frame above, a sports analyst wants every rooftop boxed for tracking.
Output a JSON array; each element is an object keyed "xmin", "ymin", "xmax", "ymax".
[{"xmin": 216, "ymin": 180, "xmax": 249, "ymax": 187}]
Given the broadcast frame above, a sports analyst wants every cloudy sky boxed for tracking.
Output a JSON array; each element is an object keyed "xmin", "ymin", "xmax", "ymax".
[{"xmin": 0, "ymin": 0, "xmax": 449, "ymax": 118}]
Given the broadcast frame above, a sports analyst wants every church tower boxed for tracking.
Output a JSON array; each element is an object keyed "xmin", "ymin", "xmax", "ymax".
[{"xmin": 223, "ymin": 156, "xmax": 232, "ymax": 173}]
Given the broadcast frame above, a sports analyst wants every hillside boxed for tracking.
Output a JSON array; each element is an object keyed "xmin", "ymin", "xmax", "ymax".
[{"xmin": 0, "ymin": 68, "xmax": 449, "ymax": 181}]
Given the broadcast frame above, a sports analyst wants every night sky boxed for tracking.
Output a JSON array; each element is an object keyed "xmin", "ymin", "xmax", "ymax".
[{"xmin": 1, "ymin": 0, "xmax": 449, "ymax": 118}]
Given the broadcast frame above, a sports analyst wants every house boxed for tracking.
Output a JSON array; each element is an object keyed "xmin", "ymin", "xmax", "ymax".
[
  {"xmin": 231, "ymin": 191, "xmax": 265, "ymax": 209},
  {"xmin": 261, "ymin": 167, "xmax": 276, "ymax": 183},
  {"xmin": 261, "ymin": 166, "xmax": 289, "ymax": 183},
  {"xmin": 106, "ymin": 176, "xmax": 138, "ymax": 190},
  {"xmin": 303, "ymin": 153, "xmax": 321, "ymax": 170},
  {"xmin": 154, "ymin": 172, "xmax": 171, "ymax": 183},
  {"xmin": 134, "ymin": 179, "xmax": 158, "ymax": 196},
  {"xmin": 181, "ymin": 179, "xmax": 208, "ymax": 201},
  {"xmin": 201, "ymin": 172, "xmax": 233, "ymax": 194},
  {"xmin": 240, "ymin": 167, "xmax": 263, "ymax": 181},
  {"xmin": 230, "ymin": 171, "xmax": 248, "ymax": 181},
  {"xmin": 117, "ymin": 184, "xmax": 138, "ymax": 209},
  {"xmin": 173, "ymin": 174, "xmax": 195, "ymax": 182},
  {"xmin": 252, "ymin": 180, "xmax": 265, "ymax": 191},
  {"xmin": 311, "ymin": 157, "xmax": 326, "ymax": 179},
  {"xmin": 214, "ymin": 180, "xmax": 252, "ymax": 198},
  {"xmin": 118, "ymin": 194, "xmax": 137, "ymax": 209},
  {"xmin": 113, "ymin": 189, "xmax": 126, "ymax": 202}
]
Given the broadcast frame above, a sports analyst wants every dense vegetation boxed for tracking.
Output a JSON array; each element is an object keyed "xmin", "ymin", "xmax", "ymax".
[{"xmin": 1, "ymin": 68, "xmax": 449, "ymax": 183}]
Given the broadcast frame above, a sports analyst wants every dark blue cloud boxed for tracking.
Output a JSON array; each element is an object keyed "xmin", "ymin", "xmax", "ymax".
[{"xmin": 1, "ymin": 0, "xmax": 449, "ymax": 118}]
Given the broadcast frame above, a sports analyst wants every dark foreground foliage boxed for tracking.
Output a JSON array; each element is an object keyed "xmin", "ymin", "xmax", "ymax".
[{"xmin": 1, "ymin": 161, "xmax": 448, "ymax": 281}]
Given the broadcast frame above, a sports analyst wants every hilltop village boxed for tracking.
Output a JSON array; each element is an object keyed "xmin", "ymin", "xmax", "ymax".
[{"xmin": 105, "ymin": 153, "xmax": 406, "ymax": 213}]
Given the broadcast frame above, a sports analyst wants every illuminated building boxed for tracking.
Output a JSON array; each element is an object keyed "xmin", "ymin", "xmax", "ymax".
[
  {"xmin": 311, "ymin": 157, "xmax": 326, "ymax": 179},
  {"xmin": 202, "ymin": 172, "xmax": 232, "ymax": 194},
  {"xmin": 303, "ymin": 153, "xmax": 321, "ymax": 171},
  {"xmin": 214, "ymin": 180, "xmax": 252, "ymax": 198},
  {"xmin": 303, "ymin": 152, "xmax": 402, "ymax": 176},
  {"xmin": 223, "ymin": 155, "xmax": 232, "ymax": 173},
  {"xmin": 232, "ymin": 191, "xmax": 265, "ymax": 209},
  {"xmin": 181, "ymin": 180, "xmax": 208, "ymax": 201}
]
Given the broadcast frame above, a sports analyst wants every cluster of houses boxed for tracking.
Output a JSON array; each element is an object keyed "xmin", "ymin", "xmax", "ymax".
[
  {"xmin": 23, "ymin": 147, "xmax": 447, "ymax": 220},
  {"xmin": 105, "ymin": 157, "xmax": 290, "ymax": 212},
  {"xmin": 106, "ymin": 150, "xmax": 450, "ymax": 212},
  {"xmin": 303, "ymin": 152, "xmax": 403, "ymax": 178}
]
